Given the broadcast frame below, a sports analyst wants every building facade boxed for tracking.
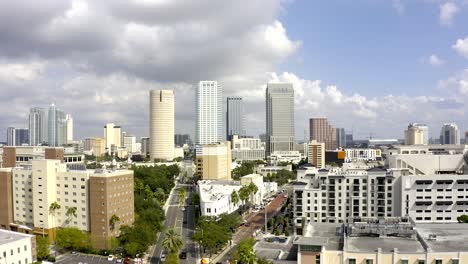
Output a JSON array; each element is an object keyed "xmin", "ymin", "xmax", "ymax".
[
  {"xmin": 83, "ymin": 138, "xmax": 106, "ymax": 157},
  {"xmin": 47, "ymin": 104, "xmax": 67, "ymax": 147},
  {"xmin": 14, "ymin": 129, "xmax": 29, "ymax": 146},
  {"xmin": 28, "ymin": 107, "xmax": 47, "ymax": 146},
  {"xmin": 307, "ymin": 140, "xmax": 325, "ymax": 169},
  {"xmin": 150, "ymin": 89, "xmax": 175, "ymax": 161},
  {"xmin": 440, "ymin": 123, "xmax": 460, "ymax": 145},
  {"xmin": 309, "ymin": 118, "xmax": 337, "ymax": 150},
  {"xmin": 345, "ymin": 148, "xmax": 382, "ymax": 163},
  {"xmin": 65, "ymin": 114, "xmax": 73, "ymax": 143},
  {"xmin": 174, "ymin": 134, "xmax": 191, "ymax": 147},
  {"xmin": 195, "ymin": 142, "xmax": 231, "ymax": 180},
  {"xmin": 140, "ymin": 137, "xmax": 150, "ymax": 157},
  {"xmin": 404, "ymin": 123, "xmax": 428, "ymax": 145},
  {"xmin": 197, "ymin": 180, "xmax": 242, "ymax": 217},
  {"xmin": 226, "ymin": 97, "xmax": 244, "ymax": 140},
  {"xmin": 196, "ymin": 81, "xmax": 223, "ymax": 145},
  {"xmin": 103, "ymin": 123, "xmax": 121, "ymax": 155},
  {"xmin": 336, "ymin": 128, "xmax": 346, "ymax": 148},
  {"xmin": 265, "ymin": 83, "xmax": 295, "ymax": 155},
  {"xmin": 0, "ymin": 229, "xmax": 36, "ymax": 264},
  {"xmin": 6, "ymin": 127, "xmax": 15, "ymax": 147},
  {"xmin": 231, "ymin": 135, "xmax": 265, "ymax": 161}
]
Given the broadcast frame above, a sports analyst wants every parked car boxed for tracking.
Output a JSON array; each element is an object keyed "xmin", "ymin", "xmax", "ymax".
[
  {"xmin": 179, "ymin": 251, "xmax": 187, "ymax": 259},
  {"xmin": 116, "ymin": 257, "xmax": 123, "ymax": 263},
  {"xmin": 123, "ymin": 258, "xmax": 130, "ymax": 264},
  {"xmin": 107, "ymin": 255, "xmax": 114, "ymax": 261},
  {"xmin": 160, "ymin": 252, "xmax": 166, "ymax": 262}
]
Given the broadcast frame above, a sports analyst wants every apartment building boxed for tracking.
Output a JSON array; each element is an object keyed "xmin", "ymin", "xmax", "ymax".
[
  {"xmin": 307, "ymin": 140, "xmax": 325, "ymax": 168},
  {"xmin": 0, "ymin": 229, "xmax": 36, "ymax": 264},
  {"xmin": 293, "ymin": 166, "xmax": 404, "ymax": 235},
  {"xmin": 195, "ymin": 142, "xmax": 231, "ymax": 180},
  {"xmin": 0, "ymin": 146, "xmax": 84, "ymax": 168},
  {"xmin": 345, "ymin": 148, "xmax": 382, "ymax": 163},
  {"xmin": 83, "ymin": 138, "xmax": 106, "ymax": 157}
]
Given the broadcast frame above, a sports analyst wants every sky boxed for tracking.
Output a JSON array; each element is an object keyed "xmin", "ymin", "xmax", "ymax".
[{"xmin": 0, "ymin": 0, "xmax": 467, "ymax": 141}]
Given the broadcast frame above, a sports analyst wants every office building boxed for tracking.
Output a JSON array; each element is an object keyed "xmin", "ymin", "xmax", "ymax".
[
  {"xmin": 14, "ymin": 129, "xmax": 29, "ymax": 146},
  {"xmin": 307, "ymin": 140, "xmax": 325, "ymax": 168},
  {"xmin": 345, "ymin": 133, "xmax": 354, "ymax": 147},
  {"xmin": 150, "ymin": 89, "xmax": 175, "ymax": 161},
  {"xmin": 230, "ymin": 135, "xmax": 265, "ymax": 161},
  {"xmin": 65, "ymin": 114, "xmax": 73, "ymax": 143},
  {"xmin": 123, "ymin": 135, "xmax": 137, "ymax": 153},
  {"xmin": 83, "ymin": 137, "xmax": 106, "ymax": 157},
  {"xmin": 265, "ymin": 83, "xmax": 295, "ymax": 155},
  {"xmin": 336, "ymin": 128, "xmax": 346, "ymax": 148},
  {"xmin": 295, "ymin": 219, "xmax": 468, "ymax": 264},
  {"xmin": 6, "ymin": 127, "xmax": 15, "ymax": 146},
  {"xmin": 103, "ymin": 123, "xmax": 121, "ymax": 154},
  {"xmin": 47, "ymin": 104, "xmax": 67, "ymax": 147},
  {"xmin": 345, "ymin": 148, "xmax": 382, "ymax": 163},
  {"xmin": 309, "ymin": 118, "xmax": 337, "ymax": 150},
  {"xmin": 196, "ymin": 81, "xmax": 223, "ymax": 145},
  {"xmin": 141, "ymin": 137, "xmax": 150, "ymax": 157},
  {"xmin": 195, "ymin": 142, "xmax": 231, "ymax": 180},
  {"xmin": 174, "ymin": 134, "xmax": 191, "ymax": 147},
  {"xmin": 440, "ymin": 123, "xmax": 460, "ymax": 145},
  {"xmin": 226, "ymin": 97, "xmax": 244, "ymax": 139},
  {"xmin": 28, "ymin": 107, "xmax": 47, "ymax": 146},
  {"xmin": 404, "ymin": 123, "xmax": 428, "ymax": 145},
  {"xmin": 465, "ymin": 131, "xmax": 468, "ymax": 144},
  {"xmin": 0, "ymin": 229, "xmax": 36, "ymax": 263}
]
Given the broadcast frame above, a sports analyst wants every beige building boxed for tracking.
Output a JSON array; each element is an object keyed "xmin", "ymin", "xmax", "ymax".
[
  {"xmin": 196, "ymin": 142, "xmax": 231, "ymax": 180},
  {"xmin": 404, "ymin": 123, "xmax": 428, "ymax": 145},
  {"xmin": 240, "ymin": 174, "xmax": 264, "ymax": 205},
  {"xmin": 307, "ymin": 140, "xmax": 325, "ymax": 168},
  {"xmin": 309, "ymin": 118, "xmax": 337, "ymax": 150},
  {"xmin": 150, "ymin": 89, "xmax": 175, "ymax": 161},
  {"xmin": 103, "ymin": 123, "xmax": 122, "ymax": 154},
  {"xmin": 84, "ymin": 137, "xmax": 106, "ymax": 157}
]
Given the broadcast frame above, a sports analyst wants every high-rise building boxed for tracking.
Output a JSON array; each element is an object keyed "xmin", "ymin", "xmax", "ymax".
[
  {"xmin": 226, "ymin": 97, "xmax": 244, "ymax": 140},
  {"xmin": 440, "ymin": 123, "xmax": 460, "ymax": 145},
  {"xmin": 14, "ymin": 128, "xmax": 29, "ymax": 146},
  {"xmin": 309, "ymin": 118, "xmax": 337, "ymax": 150},
  {"xmin": 465, "ymin": 131, "xmax": 468, "ymax": 144},
  {"xmin": 47, "ymin": 103, "xmax": 67, "ymax": 146},
  {"xmin": 123, "ymin": 135, "xmax": 137, "ymax": 153},
  {"xmin": 6, "ymin": 127, "xmax": 15, "ymax": 146},
  {"xmin": 104, "ymin": 123, "xmax": 122, "ymax": 154},
  {"xmin": 28, "ymin": 107, "xmax": 47, "ymax": 146},
  {"xmin": 174, "ymin": 134, "xmax": 191, "ymax": 147},
  {"xmin": 307, "ymin": 140, "xmax": 325, "ymax": 168},
  {"xmin": 345, "ymin": 133, "xmax": 354, "ymax": 147},
  {"xmin": 336, "ymin": 128, "xmax": 346, "ymax": 148},
  {"xmin": 265, "ymin": 83, "xmax": 295, "ymax": 155},
  {"xmin": 83, "ymin": 137, "xmax": 106, "ymax": 157},
  {"xmin": 65, "ymin": 114, "xmax": 73, "ymax": 143},
  {"xmin": 141, "ymin": 137, "xmax": 150, "ymax": 157},
  {"xmin": 196, "ymin": 81, "xmax": 223, "ymax": 145},
  {"xmin": 195, "ymin": 142, "xmax": 231, "ymax": 180},
  {"xmin": 404, "ymin": 123, "xmax": 428, "ymax": 145},
  {"xmin": 149, "ymin": 89, "xmax": 175, "ymax": 161}
]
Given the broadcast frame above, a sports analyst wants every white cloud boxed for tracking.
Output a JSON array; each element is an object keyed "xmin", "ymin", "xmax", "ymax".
[
  {"xmin": 0, "ymin": 61, "xmax": 46, "ymax": 84},
  {"xmin": 428, "ymin": 54, "xmax": 445, "ymax": 66},
  {"xmin": 440, "ymin": 2, "xmax": 459, "ymax": 26},
  {"xmin": 453, "ymin": 37, "xmax": 468, "ymax": 59}
]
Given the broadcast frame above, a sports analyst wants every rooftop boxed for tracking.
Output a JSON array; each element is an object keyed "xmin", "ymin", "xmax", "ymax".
[
  {"xmin": 346, "ymin": 236, "xmax": 424, "ymax": 253},
  {"xmin": 294, "ymin": 223, "xmax": 341, "ymax": 251},
  {"xmin": 0, "ymin": 230, "xmax": 33, "ymax": 246},
  {"xmin": 416, "ymin": 223, "xmax": 468, "ymax": 252}
]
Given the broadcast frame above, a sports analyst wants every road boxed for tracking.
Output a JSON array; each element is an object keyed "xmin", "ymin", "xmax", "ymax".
[{"xmin": 150, "ymin": 160, "xmax": 197, "ymax": 264}]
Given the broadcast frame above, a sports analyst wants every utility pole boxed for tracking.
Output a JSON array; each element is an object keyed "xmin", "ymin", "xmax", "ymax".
[{"xmin": 264, "ymin": 202, "xmax": 267, "ymax": 233}]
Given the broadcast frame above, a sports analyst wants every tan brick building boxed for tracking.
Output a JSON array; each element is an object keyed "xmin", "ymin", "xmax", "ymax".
[{"xmin": 195, "ymin": 141, "xmax": 231, "ymax": 180}]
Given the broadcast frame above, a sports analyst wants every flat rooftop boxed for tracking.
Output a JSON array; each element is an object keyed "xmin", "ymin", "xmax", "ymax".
[
  {"xmin": 416, "ymin": 223, "xmax": 468, "ymax": 252},
  {"xmin": 0, "ymin": 230, "xmax": 33, "ymax": 246},
  {"xmin": 346, "ymin": 236, "xmax": 424, "ymax": 253},
  {"xmin": 295, "ymin": 223, "xmax": 341, "ymax": 251}
]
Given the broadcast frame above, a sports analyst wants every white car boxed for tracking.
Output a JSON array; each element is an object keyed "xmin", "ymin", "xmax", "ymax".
[
  {"xmin": 107, "ymin": 255, "xmax": 114, "ymax": 261},
  {"xmin": 160, "ymin": 252, "xmax": 167, "ymax": 262}
]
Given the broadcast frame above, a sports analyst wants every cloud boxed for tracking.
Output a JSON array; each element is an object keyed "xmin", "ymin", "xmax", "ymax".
[
  {"xmin": 453, "ymin": 37, "xmax": 468, "ymax": 59},
  {"xmin": 440, "ymin": 2, "xmax": 459, "ymax": 26},
  {"xmin": 427, "ymin": 54, "xmax": 445, "ymax": 66},
  {"xmin": 0, "ymin": 60, "xmax": 46, "ymax": 85}
]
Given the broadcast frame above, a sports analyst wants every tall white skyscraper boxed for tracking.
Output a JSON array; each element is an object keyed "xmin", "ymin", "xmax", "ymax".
[
  {"xmin": 196, "ymin": 81, "xmax": 223, "ymax": 145},
  {"xmin": 29, "ymin": 107, "xmax": 47, "ymax": 146},
  {"xmin": 226, "ymin": 97, "xmax": 244, "ymax": 139},
  {"xmin": 150, "ymin": 90, "xmax": 175, "ymax": 161},
  {"xmin": 47, "ymin": 103, "xmax": 67, "ymax": 147},
  {"xmin": 104, "ymin": 123, "xmax": 122, "ymax": 154},
  {"xmin": 65, "ymin": 114, "xmax": 73, "ymax": 143},
  {"xmin": 440, "ymin": 123, "xmax": 460, "ymax": 145},
  {"xmin": 266, "ymin": 83, "xmax": 295, "ymax": 155}
]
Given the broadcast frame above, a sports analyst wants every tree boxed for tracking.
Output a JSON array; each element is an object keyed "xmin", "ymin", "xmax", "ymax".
[
  {"xmin": 239, "ymin": 186, "xmax": 250, "ymax": 206},
  {"xmin": 49, "ymin": 201, "xmax": 61, "ymax": 240},
  {"xmin": 257, "ymin": 258, "xmax": 273, "ymax": 264},
  {"xmin": 162, "ymin": 229, "xmax": 183, "ymax": 253},
  {"xmin": 232, "ymin": 161, "xmax": 255, "ymax": 180},
  {"xmin": 37, "ymin": 236, "xmax": 50, "ymax": 260},
  {"xmin": 110, "ymin": 214, "xmax": 120, "ymax": 231},
  {"xmin": 231, "ymin": 190, "xmax": 239, "ymax": 207},
  {"xmin": 237, "ymin": 238, "xmax": 256, "ymax": 264},
  {"xmin": 66, "ymin": 207, "xmax": 77, "ymax": 226},
  {"xmin": 56, "ymin": 227, "xmax": 89, "ymax": 250},
  {"xmin": 166, "ymin": 252, "xmax": 179, "ymax": 264},
  {"xmin": 154, "ymin": 188, "xmax": 166, "ymax": 203},
  {"xmin": 179, "ymin": 187, "xmax": 186, "ymax": 206},
  {"xmin": 457, "ymin": 214, "xmax": 468, "ymax": 223}
]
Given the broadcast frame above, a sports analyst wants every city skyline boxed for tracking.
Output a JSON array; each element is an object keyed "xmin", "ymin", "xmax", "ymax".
[{"xmin": 1, "ymin": 1, "xmax": 468, "ymax": 141}]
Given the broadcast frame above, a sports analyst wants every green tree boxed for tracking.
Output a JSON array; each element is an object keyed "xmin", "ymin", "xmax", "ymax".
[
  {"xmin": 237, "ymin": 238, "xmax": 256, "ymax": 264},
  {"xmin": 37, "ymin": 236, "xmax": 50, "ymax": 260},
  {"xmin": 166, "ymin": 252, "xmax": 179, "ymax": 264},
  {"xmin": 232, "ymin": 161, "xmax": 255, "ymax": 180},
  {"xmin": 257, "ymin": 257, "xmax": 273, "ymax": 264},
  {"xmin": 239, "ymin": 186, "xmax": 250, "ymax": 206},
  {"xmin": 110, "ymin": 214, "xmax": 120, "ymax": 231},
  {"xmin": 49, "ymin": 201, "xmax": 61, "ymax": 240},
  {"xmin": 179, "ymin": 187, "xmax": 186, "ymax": 206},
  {"xmin": 457, "ymin": 214, "xmax": 468, "ymax": 223},
  {"xmin": 56, "ymin": 227, "xmax": 89, "ymax": 250},
  {"xmin": 154, "ymin": 188, "xmax": 166, "ymax": 203},
  {"xmin": 162, "ymin": 229, "xmax": 183, "ymax": 253},
  {"xmin": 230, "ymin": 190, "xmax": 239, "ymax": 207},
  {"xmin": 66, "ymin": 207, "xmax": 77, "ymax": 226}
]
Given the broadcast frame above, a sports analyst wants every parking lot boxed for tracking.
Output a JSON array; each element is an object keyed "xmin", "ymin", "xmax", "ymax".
[{"xmin": 55, "ymin": 253, "xmax": 128, "ymax": 264}]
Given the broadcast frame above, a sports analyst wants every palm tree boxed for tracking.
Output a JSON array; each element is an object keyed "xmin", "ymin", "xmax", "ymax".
[
  {"xmin": 239, "ymin": 186, "xmax": 250, "ymax": 207},
  {"xmin": 65, "ymin": 207, "xmax": 77, "ymax": 226},
  {"xmin": 109, "ymin": 214, "xmax": 120, "ymax": 232},
  {"xmin": 247, "ymin": 183, "xmax": 258, "ymax": 205},
  {"xmin": 49, "ymin": 202, "xmax": 61, "ymax": 240},
  {"xmin": 162, "ymin": 229, "xmax": 183, "ymax": 253},
  {"xmin": 231, "ymin": 190, "xmax": 239, "ymax": 208}
]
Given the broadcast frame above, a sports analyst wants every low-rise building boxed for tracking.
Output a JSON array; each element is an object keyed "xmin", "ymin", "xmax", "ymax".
[
  {"xmin": 240, "ymin": 174, "xmax": 264, "ymax": 205},
  {"xmin": 197, "ymin": 180, "xmax": 242, "ymax": 217},
  {"xmin": 0, "ymin": 229, "xmax": 36, "ymax": 264},
  {"xmin": 230, "ymin": 135, "xmax": 265, "ymax": 161},
  {"xmin": 345, "ymin": 148, "xmax": 382, "ymax": 163},
  {"xmin": 270, "ymin": 151, "xmax": 302, "ymax": 164},
  {"xmin": 255, "ymin": 164, "xmax": 293, "ymax": 177}
]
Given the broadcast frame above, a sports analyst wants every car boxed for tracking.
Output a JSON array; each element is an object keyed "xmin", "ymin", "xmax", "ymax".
[
  {"xmin": 123, "ymin": 258, "xmax": 130, "ymax": 264},
  {"xmin": 179, "ymin": 251, "xmax": 187, "ymax": 259},
  {"xmin": 71, "ymin": 250, "xmax": 77, "ymax": 255},
  {"xmin": 116, "ymin": 258, "xmax": 123, "ymax": 263},
  {"xmin": 160, "ymin": 252, "xmax": 166, "ymax": 262},
  {"xmin": 107, "ymin": 255, "xmax": 114, "ymax": 261},
  {"xmin": 244, "ymin": 222, "xmax": 250, "ymax": 227}
]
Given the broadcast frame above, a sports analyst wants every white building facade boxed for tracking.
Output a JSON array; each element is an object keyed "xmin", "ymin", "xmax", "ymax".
[
  {"xmin": 196, "ymin": 81, "xmax": 223, "ymax": 145},
  {"xmin": 0, "ymin": 230, "xmax": 36, "ymax": 264},
  {"xmin": 198, "ymin": 180, "xmax": 242, "ymax": 216},
  {"xmin": 231, "ymin": 135, "xmax": 265, "ymax": 161},
  {"xmin": 344, "ymin": 148, "xmax": 382, "ymax": 163},
  {"xmin": 270, "ymin": 151, "xmax": 302, "ymax": 164}
]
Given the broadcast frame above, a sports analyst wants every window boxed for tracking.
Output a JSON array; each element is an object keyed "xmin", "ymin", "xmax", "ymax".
[
  {"xmin": 400, "ymin": 260, "xmax": 408, "ymax": 264},
  {"xmin": 366, "ymin": 260, "xmax": 373, "ymax": 264},
  {"xmin": 348, "ymin": 258, "xmax": 356, "ymax": 264},
  {"xmin": 435, "ymin": 260, "xmax": 442, "ymax": 264},
  {"xmin": 452, "ymin": 259, "xmax": 459, "ymax": 264},
  {"xmin": 418, "ymin": 260, "xmax": 425, "ymax": 264}
]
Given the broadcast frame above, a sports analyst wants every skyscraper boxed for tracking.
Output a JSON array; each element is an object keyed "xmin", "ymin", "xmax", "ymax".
[
  {"xmin": 175, "ymin": 134, "xmax": 191, "ymax": 147},
  {"xmin": 104, "ymin": 123, "xmax": 122, "ymax": 154},
  {"xmin": 440, "ymin": 123, "xmax": 460, "ymax": 145},
  {"xmin": 47, "ymin": 103, "xmax": 67, "ymax": 147},
  {"xmin": 14, "ymin": 129, "xmax": 29, "ymax": 146},
  {"xmin": 196, "ymin": 81, "xmax": 223, "ymax": 145},
  {"xmin": 6, "ymin": 127, "xmax": 15, "ymax": 146},
  {"xmin": 28, "ymin": 107, "xmax": 47, "ymax": 146},
  {"xmin": 336, "ymin": 128, "xmax": 346, "ymax": 148},
  {"xmin": 65, "ymin": 114, "xmax": 73, "ymax": 143},
  {"xmin": 226, "ymin": 97, "xmax": 244, "ymax": 139},
  {"xmin": 404, "ymin": 123, "xmax": 428, "ymax": 145},
  {"xmin": 150, "ymin": 89, "xmax": 175, "ymax": 161},
  {"xmin": 309, "ymin": 118, "xmax": 337, "ymax": 150},
  {"xmin": 265, "ymin": 83, "xmax": 295, "ymax": 155}
]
